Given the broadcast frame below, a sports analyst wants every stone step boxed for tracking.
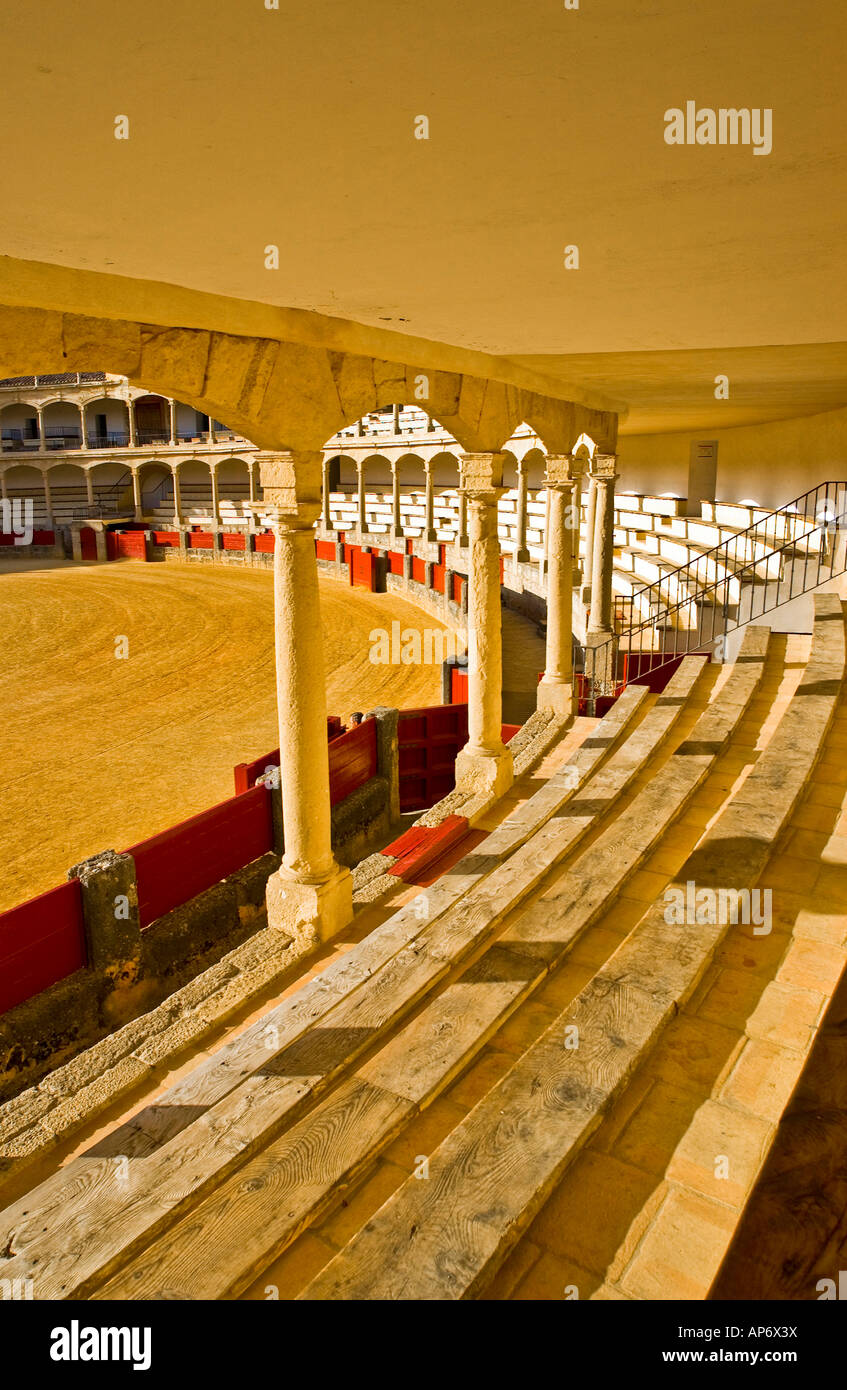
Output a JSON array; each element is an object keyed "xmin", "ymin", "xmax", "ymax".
[{"xmin": 93, "ymin": 640, "xmax": 765, "ymax": 1297}]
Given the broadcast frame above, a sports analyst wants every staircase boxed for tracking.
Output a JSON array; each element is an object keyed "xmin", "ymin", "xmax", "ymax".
[
  {"xmin": 581, "ymin": 480, "xmax": 847, "ymax": 709},
  {"xmin": 1, "ymin": 592, "xmax": 845, "ymax": 1301}
]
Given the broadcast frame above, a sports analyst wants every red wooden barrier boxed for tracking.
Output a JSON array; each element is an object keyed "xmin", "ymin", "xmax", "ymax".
[
  {"xmin": 2, "ymin": 530, "xmax": 55, "ymax": 547},
  {"xmin": 350, "ymin": 548, "xmax": 375, "ymax": 590},
  {"xmin": 233, "ymin": 717, "xmax": 345, "ymax": 793},
  {"xmin": 222, "ymin": 532, "xmax": 246, "ymax": 551},
  {"xmin": 107, "ymin": 530, "xmax": 147, "ymax": 560},
  {"xmin": 451, "ymin": 665, "xmax": 468, "ymax": 702},
  {"xmin": 431, "ymin": 562, "xmax": 445, "ymax": 594},
  {"xmin": 0, "ymin": 879, "xmax": 86, "ymax": 1015},
  {"xmin": 188, "ymin": 530, "xmax": 214, "ymax": 549},
  {"xmin": 127, "ymin": 785, "xmax": 274, "ymax": 929},
  {"xmin": 255, "ymin": 532, "xmax": 275, "ymax": 553},
  {"xmin": 328, "ymin": 720, "xmax": 378, "ymax": 803},
  {"xmin": 315, "ymin": 539, "xmax": 336, "ymax": 561},
  {"xmin": 80, "ymin": 527, "xmax": 97, "ymax": 560},
  {"xmin": 153, "ymin": 530, "xmax": 180, "ymax": 546},
  {"xmin": 397, "ymin": 703, "xmax": 469, "ymax": 811},
  {"xmin": 387, "ymin": 550, "xmax": 404, "ymax": 576},
  {"xmin": 411, "ymin": 555, "xmax": 426, "ymax": 584}
]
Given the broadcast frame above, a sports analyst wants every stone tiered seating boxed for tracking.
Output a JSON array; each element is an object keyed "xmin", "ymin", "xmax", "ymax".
[{"xmin": 2, "ymin": 595, "xmax": 844, "ymax": 1301}]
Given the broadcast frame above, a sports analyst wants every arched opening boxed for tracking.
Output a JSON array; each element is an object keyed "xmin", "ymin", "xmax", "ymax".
[
  {"xmin": 0, "ymin": 403, "xmax": 40, "ymax": 452},
  {"xmin": 2, "ymin": 464, "xmax": 46, "ymax": 525},
  {"xmin": 137, "ymin": 459, "xmax": 173, "ymax": 515},
  {"xmin": 41, "ymin": 401, "xmax": 83, "ymax": 451},
  {"xmin": 84, "ymin": 396, "xmax": 131, "ymax": 449},
  {"xmin": 89, "ymin": 459, "xmax": 135, "ymax": 515},
  {"xmin": 177, "ymin": 458, "xmax": 214, "ymax": 519},
  {"xmin": 216, "ymin": 457, "xmax": 252, "ymax": 523},
  {"xmin": 43, "ymin": 462, "xmax": 87, "ymax": 522}
]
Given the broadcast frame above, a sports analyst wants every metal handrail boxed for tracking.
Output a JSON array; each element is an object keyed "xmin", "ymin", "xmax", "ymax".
[{"xmin": 579, "ymin": 481, "xmax": 847, "ymax": 711}]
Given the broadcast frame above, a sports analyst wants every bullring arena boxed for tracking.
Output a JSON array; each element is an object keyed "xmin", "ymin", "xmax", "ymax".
[
  {"xmin": 1, "ymin": 3, "xmax": 847, "ymax": 1345},
  {"xmin": 0, "ymin": 559, "xmax": 459, "ymax": 912}
]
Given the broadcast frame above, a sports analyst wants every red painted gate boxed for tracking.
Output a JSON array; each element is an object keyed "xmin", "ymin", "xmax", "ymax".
[{"xmin": 79, "ymin": 527, "xmax": 97, "ymax": 560}]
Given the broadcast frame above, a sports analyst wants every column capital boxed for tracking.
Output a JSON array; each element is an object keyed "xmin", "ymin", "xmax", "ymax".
[
  {"xmin": 545, "ymin": 453, "xmax": 584, "ymax": 488},
  {"xmin": 588, "ymin": 452, "xmax": 618, "ymax": 480},
  {"xmin": 459, "ymin": 450, "xmax": 509, "ymax": 495},
  {"xmin": 256, "ymin": 449, "xmax": 323, "ymax": 516}
]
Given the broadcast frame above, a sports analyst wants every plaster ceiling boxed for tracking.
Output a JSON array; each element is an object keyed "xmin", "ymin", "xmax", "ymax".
[{"xmin": 1, "ymin": 0, "xmax": 845, "ymax": 431}]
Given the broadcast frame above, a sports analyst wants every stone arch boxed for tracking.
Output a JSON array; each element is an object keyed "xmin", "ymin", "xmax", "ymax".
[
  {"xmin": 136, "ymin": 457, "xmax": 174, "ymax": 513},
  {"xmin": 0, "ymin": 303, "xmax": 619, "ymax": 459}
]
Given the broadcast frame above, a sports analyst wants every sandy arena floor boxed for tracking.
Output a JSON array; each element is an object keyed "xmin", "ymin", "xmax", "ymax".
[{"xmin": 0, "ymin": 559, "xmax": 462, "ymax": 913}]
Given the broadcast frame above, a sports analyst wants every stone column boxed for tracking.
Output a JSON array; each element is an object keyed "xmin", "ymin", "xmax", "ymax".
[
  {"xmin": 85, "ymin": 471, "xmax": 95, "ymax": 507},
  {"xmin": 169, "ymin": 398, "xmax": 178, "ymax": 446},
  {"xmin": 209, "ymin": 462, "xmax": 220, "ymax": 525},
  {"xmin": 127, "ymin": 402, "xmax": 137, "ymax": 448},
  {"xmin": 515, "ymin": 458, "xmax": 530, "ymax": 563},
  {"xmin": 454, "ymin": 452, "xmax": 513, "ymax": 798},
  {"xmin": 171, "ymin": 464, "xmax": 183, "ymax": 526},
  {"xmin": 321, "ymin": 458, "xmax": 333, "ymax": 532},
  {"xmin": 36, "ymin": 406, "xmax": 46, "ymax": 453},
  {"xmin": 259, "ymin": 450, "xmax": 353, "ymax": 943},
  {"xmin": 424, "ymin": 460, "xmax": 436, "ymax": 542},
  {"xmin": 42, "ymin": 469, "xmax": 54, "ymax": 527},
  {"xmin": 207, "ymin": 416, "xmax": 216, "ymax": 446},
  {"xmin": 78, "ymin": 403, "xmax": 87, "ymax": 450},
  {"xmin": 390, "ymin": 461, "xmax": 403, "ymax": 540},
  {"xmin": 392, "ymin": 402, "xmax": 401, "ymax": 434},
  {"xmin": 248, "ymin": 459, "xmax": 258, "ymax": 505},
  {"xmin": 538, "ymin": 453, "xmax": 583, "ymax": 716},
  {"xmin": 582, "ymin": 471, "xmax": 598, "ymax": 602},
  {"xmin": 457, "ymin": 461, "xmax": 469, "ymax": 548},
  {"xmin": 131, "ymin": 468, "xmax": 142, "ymax": 520},
  {"xmin": 356, "ymin": 459, "xmax": 367, "ymax": 535},
  {"xmin": 587, "ymin": 455, "xmax": 619, "ymax": 641}
]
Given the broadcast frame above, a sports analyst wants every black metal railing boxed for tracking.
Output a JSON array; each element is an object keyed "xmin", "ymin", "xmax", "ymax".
[{"xmin": 577, "ymin": 481, "xmax": 847, "ymax": 711}]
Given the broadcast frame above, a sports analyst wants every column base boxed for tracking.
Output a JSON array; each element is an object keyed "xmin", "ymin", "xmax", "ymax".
[
  {"xmin": 265, "ymin": 863, "xmax": 353, "ymax": 946},
  {"xmin": 536, "ymin": 677, "xmax": 575, "ymax": 717},
  {"xmin": 514, "ymin": 547, "xmax": 530, "ymax": 564},
  {"xmin": 454, "ymin": 744, "xmax": 513, "ymax": 799}
]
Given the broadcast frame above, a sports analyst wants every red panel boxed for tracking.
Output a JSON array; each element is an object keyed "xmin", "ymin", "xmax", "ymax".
[
  {"xmin": 115, "ymin": 531, "xmax": 147, "ymax": 559},
  {"xmin": 188, "ymin": 530, "xmax": 214, "ymax": 549},
  {"xmin": 351, "ymin": 548, "xmax": 375, "ymax": 590},
  {"xmin": 33, "ymin": 530, "xmax": 54, "ymax": 545},
  {"xmin": 254, "ymin": 532, "xmax": 275, "ymax": 553},
  {"xmin": 127, "ymin": 786, "xmax": 274, "ymax": 929},
  {"xmin": 0, "ymin": 533, "xmax": 14, "ymax": 546},
  {"xmin": 387, "ymin": 815, "xmax": 470, "ymax": 882},
  {"xmin": 328, "ymin": 720, "xmax": 378, "ymax": 803},
  {"xmin": 406, "ymin": 538, "xmax": 414, "ymax": 555},
  {"xmin": 411, "ymin": 556, "xmax": 426, "ymax": 584},
  {"xmin": 79, "ymin": 527, "xmax": 97, "ymax": 560},
  {"xmin": 439, "ymin": 544, "xmax": 446, "ymax": 564},
  {"xmin": 451, "ymin": 572, "xmax": 464, "ymax": 604},
  {"xmin": 451, "ymin": 666, "xmax": 469, "ymax": 702},
  {"xmin": 153, "ymin": 530, "xmax": 180, "ymax": 546},
  {"xmin": 106, "ymin": 530, "xmax": 118, "ymax": 560},
  {"xmin": 499, "ymin": 556, "xmax": 504, "ymax": 584},
  {"xmin": 233, "ymin": 718, "xmax": 345, "ymax": 793},
  {"xmin": 431, "ymin": 563, "xmax": 445, "ymax": 594},
  {"xmin": 387, "ymin": 550, "xmax": 404, "ymax": 576},
  {"xmin": 0, "ymin": 879, "xmax": 86, "ymax": 1014},
  {"xmin": 315, "ymin": 539, "xmax": 335, "ymax": 561},
  {"xmin": 501, "ymin": 723, "xmax": 521, "ymax": 743},
  {"xmin": 222, "ymin": 532, "xmax": 246, "ymax": 551},
  {"xmin": 397, "ymin": 703, "xmax": 469, "ymax": 811}
]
